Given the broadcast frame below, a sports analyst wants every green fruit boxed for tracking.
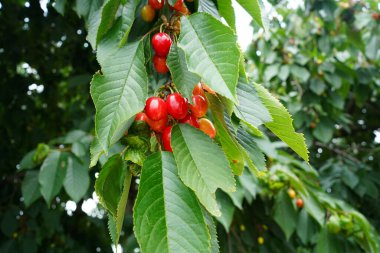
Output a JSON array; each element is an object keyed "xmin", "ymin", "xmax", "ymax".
[{"xmin": 327, "ymin": 215, "xmax": 341, "ymax": 234}]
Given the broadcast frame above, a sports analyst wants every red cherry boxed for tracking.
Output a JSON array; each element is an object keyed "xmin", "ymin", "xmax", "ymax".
[
  {"xmin": 190, "ymin": 95, "xmax": 208, "ymax": 118},
  {"xmin": 192, "ymin": 82, "xmax": 205, "ymax": 97},
  {"xmin": 145, "ymin": 97, "xmax": 167, "ymax": 121},
  {"xmin": 153, "ymin": 55, "xmax": 169, "ymax": 74},
  {"xmin": 162, "ymin": 126, "xmax": 173, "ymax": 152},
  {"xmin": 168, "ymin": 0, "xmax": 187, "ymax": 12},
  {"xmin": 296, "ymin": 198, "xmax": 304, "ymax": 209},
  {"xmin": 166, "ymin": 93, "xmax": 188, "ymax": 119},
  {"xmin": 179, "ymin": 114, "xmax": 199, "ymax": 128},
  {"xmin": 146, "ymin": 115, "xmax": 168, "ymax": 132},
  {"xmin": 152, "ymin": 32, "xmax": 172, "ymax": 57},
  {"xmin": 198, "ymin": 118, "xmax": 216, "ymax": 138},
  {"xmin": 135, "ymin": 112, "xmax": 147, "ymax": 122},
  {"xmin": 148, "ymin": 0, "xmax": 164, "ymax": 10}
]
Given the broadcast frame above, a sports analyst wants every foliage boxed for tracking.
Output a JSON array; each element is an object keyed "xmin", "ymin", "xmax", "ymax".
[{"xmin": 1, "ymin": 0, "xmax": 379, "ymax": 253}]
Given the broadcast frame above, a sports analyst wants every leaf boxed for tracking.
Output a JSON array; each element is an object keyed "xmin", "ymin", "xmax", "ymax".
[
  {"xmin": 38, "ymin": 151, "xmax": 68, "ymax": 205},
  {"xmin": 111, "ymin": 171, "xmax": 132, "ymax": 246},
  {"xmin": 290, "ymin": 65, "xmax": 310, "ymax": 82},
  {"xmin": 90, "ymin": 136, "xmax": 104, "ymax": 167},
  {"xmin": 273, "ymin": 190, "xmax": 297, "ymax": 240},
  {"xmin": 167, "ymin": 44, "xmax": 201, "ymax": 100},
  {"xmin": 75, "ymin": 0, "xmax": 103, "ymax": 20},
  {"xmin": 134, "ymin": 152, "xmax": 211, "ymax": 253},
  {"xmin": 312, "ymin": 117, "xmax": 334, "ymax": 143},
  {"xmin": 215, "ymin": 191, "xmax": 235, "ymax": 232},
  {"xmin": 63, "ymin": 155, "xmax": 90, "ymax": 202},
  {"xmin": 87, "ymin": 0, "xmax": 121, "ymax": 48},
  {"xmin": 234, "ymin": 76, "xmax": 272, "ymax": 128},
  {"xmin": 91, "ymin": 39, "xmax": 148, "ymax": 153},
  {"xmin": 301, "ymin": 192, "xmax": 325, "ymax": 226},
  {"xmin": 197, "ymin": 0, "xmax": 221, "ymax": 19},
  {"xmin": 19, "ymin": 150, "xmax": 36, "ymax": 170},
  {"xmin": 310, "ymin": 78, "xmax": 326, "ymax": 95},
  {"xmin": 236, "ymin": 127, "xmax": 266, "ymax": 171},
  {"xmin": 118, "ymin": 0, "xmax": 139, "ymax": 47},
  {"xmin": 95, "ymin": 154, "xmax": 126, "ymax": 216},
  {"xmin": 178, "ymin": 13, "xmax": 240, "ymax": 102},
  {"xmin": 226, "ymin": 179, "xmax": 245, "ymax": 210},
  {"xmin": 278, "ymin": 65, "xmax": 290, "ymax": 81},
  {"xmin": 216, "ymin": 0, "xmax": 235, "ymax": 30},
  {"xmin": 366, "ymin": 34, "xmax": 379, "ymax": 61},
  {"xmin": 315, "ymin": 228, "xmax": 341, "ymax": 253},
  {"xmin": 236, "ymin": 0, "xmax": 268, "ymax": 30},
  {"xmin": 207, "ymin": 95, "xmax": 244, "ymax": 176},
  {"xmin": 202, "ymin": 209, "xmax": 220, "ymax": 253},
  {"xmin": 22, "ymin": 171, "xmax": 41, "ymax": 207},
  {"xmin": 171, "ymin": 124, "xmax": 236, "ymax": 217},
  {"xmin": 297, "ymin": 209, "xmax": 318, "ymax": 244},
  {"xmin": 255, "ymin": 83, "xmax": 309, "ymax": 162}
]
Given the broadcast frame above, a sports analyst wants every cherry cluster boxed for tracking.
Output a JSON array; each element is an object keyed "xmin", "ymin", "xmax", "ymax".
[
  {"xmin": 151, "ymin": 32, "xmax": 172, "ymax": 74},
  {"xmin": 141, "ymin": 0, "xmax": 190, "ymax": 22},
  {"xmin": 135, "ymin": 83, "xmax": 216, "ymax": 152}
]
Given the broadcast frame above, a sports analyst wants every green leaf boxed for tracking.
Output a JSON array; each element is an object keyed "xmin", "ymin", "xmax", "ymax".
[
  {"xmin": 216, "ymin": 0, "xmax": 236, "ymax": 30},
  {"xmin": 197, "ymin": 0, "xmax": 220, "ymax": 19},
  {"xmin": 91, "ymin": 39, "xmax": 148, "ymax": 152},
  {"xmin": 278, "ymin": 65, "xmax": 290, "ymax": 81},
  {"xmin": 19, "ymin": 150, "xmax": 36, "ymax": 170},
  {"xmin": 87, "ymin": 0, "xmax": 121, "ymax": 48},
  {"xmin": 236, "ymin": 0, "xmax": 268, "ymax": 30},
  {"xmin": 207, "ymin": 95, "xmax": 244, "ymax": 176},
  {"xmin": 215, "ymin": 191, "xmax": 235, "ymax": 232},
  {"xmin": 297, "ymin": 209, "xmax": 318, "ymax": 244},
  {"xmin": 273, "ymin": 190, "xmax": 297, "ymax": 240},
  {"xmin": 22, "ymin": 171, "xmax": 41, "ymax": 207},
  {"xmin": 167, "ymin": 44, "xmax": 201, "ymax": 100},
  {"xmin": 171, "ymin": 124, "xmax": 236, "ymax": 217},
  {"xmin": 118, "ymin": 0, "xmax": 139, "ymax": 47},
  {"xmin": 290, "ymin": 65, "xmax": 310, "ymax": 82},
  {"xmin": 53, "ymin": 0, "xmax": 66, "ymax": 15},
  {"xmin": 134, "ymin": 152, "xmax": 211, "ymax": 253},
  {"xmin": 90, "ymin": 136, "xmax": 104, "ymax": 167},
  {"xmin": 310, "ymin": 78, "xmax": 326, "ymax": 95},
  {"xmin": 365, "ymin": 34, "xmax": 379, "ymax": 61},
  {"xmin": 202, "ymin": 209, "xmax": 220, "ymax": 253},
  {"xmin": 315, "ymin": 228, "xmax": 341, "ymax": 253},
  {"xmin": 95, "ymin": 154, "xmax": 126, "ymax": 216},
  {"xmin": 178, "ymin": 13, "xmax": 240, "ymax": 102},
  {"xmin": 63, "ymin": 155, "xmax": 90, "ymax": 202},
  {"xmin": 255, "ymin": 83, "xmax": 309, "ymax": 162},
  {"xmin": 226, "ymin": 180, "xmax": 245, "ymax": 210},
  {"xmin": 236, "ymin": 127, "xmax": 266, "ymax": 171},
  {"xmin": 75, "ymin": 0, "xmax": 103, "ymax": 20},
  {"xmin": 301, "ymin": 192, "xmax": 325, "ymax": 226},
  {"xmin": 312, "ymin": 117, "xmax": 334, "ymax": 143},
  {"xmin": 234, "ymin": 76, "xmax": 272, "ymax": 128},
  {"xmin": 38, "ymin": 151, "xmax": 68, "ymax": 205}
]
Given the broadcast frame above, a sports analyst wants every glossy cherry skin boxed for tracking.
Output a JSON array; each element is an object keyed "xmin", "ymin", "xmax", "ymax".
[
  {"xmin": 145, "ymin": 97, "xmax": 167, "ymax": 121},
  {"xmin": 146, "ymin": 115, "xmax": 168, "ymax": 132},
  {"xmin": 149, "ymin": 0, "xmax": 164, "ymax": 10},
  {"xmin": 152, "ymin": 32, "xmax": 172, "ymax": 57},
  {"xmin": 296, "ymin": 198, "xmax": 304, "ymax": 208},
  {"xmin": 135, "ymin": 112, "xmax": 148, "ymax": 122},
  {"xmin": 141, "ymin": 5, "xmax": 155, "ymax": 22},
  {"xmin": 179, "ymin": 114, "xmax": 199, "ymax": 128},
  {"xmin": 166, "ymin": 93, "xmax": 188, "ymax": 119},
  {"xmin": 153, "ymin": 55, "xmax": 169, "ymax": 74},
  {"xmin": 162, "ymin": 126, "xmax": 173, "ymax": 152},
  {"xmin": 198, "ymin": 118, "xmax": 216, "ymax": 138},
  {"xmin": 192, "ymin": 82, "xmax": 205, "ymax": 97},
  {"xmin": 168, "ymin": 0, "xmax": 188, "ymax": 13},
  {"xmin": 190, "ymin": 95, "xmax": 208, "ymax": 118}
]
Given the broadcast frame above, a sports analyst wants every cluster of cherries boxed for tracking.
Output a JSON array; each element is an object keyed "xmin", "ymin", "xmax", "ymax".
[
  {"xmin": 151, "ymin": 32, "xmax": 172, "ymax": 74},
  {"xmin": 135, "ymin": 83, "xmax": 216, "ymax": 152},
  {"xmin": 141, "ymin": 0, "xmax": 190, "ymax": 22}
]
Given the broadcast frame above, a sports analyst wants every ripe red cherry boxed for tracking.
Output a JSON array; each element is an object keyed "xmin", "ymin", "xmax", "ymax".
[
  {"xmin": 296, "ymin": 198, "xmax": 304, "ymax": 209},
  {"xmin": 153, "ymin": 55, "xmax": 169, "ymax": 74},
  {"xmin": 152, "ymin": 32, "xmax": 172, "ymax": 57},
  {"xmin": 190, "ymin": 95, "xmax": 208, "ymax": 118},
  {"xmin": 146, "ymin": 115, "xmax": 168, "ymax": 132},
  {"xmin": 162, "ymin": 126, "xmax": 173, "ymax": 152},
  {"xmin": 135, "ymin": 112, "xmax": 148, "ymax": 122},
  {"xmin": 166, "ymin": 93, "xmax": 188, "ymax": 119},
  {"xmin": 149, "ymin": 0, "xmax": 164, "ymax": 10},
  {"xmin": 168, "ymin": 0, "xmax": 187, "ymax": 13},
  {"xmin": 179, "ymin": 114, "xmax": 199, "ymax": 128},
  {"xmin": 198, "ymin": 118, "xmax": 216, "ymax": 138},
  {"xmin": 192, "ymin": 82, "xmax": 205, "ymax": 97},
  {"xmin": 145, "ymin": 97, "xmax": 167, "ymax": 121}
]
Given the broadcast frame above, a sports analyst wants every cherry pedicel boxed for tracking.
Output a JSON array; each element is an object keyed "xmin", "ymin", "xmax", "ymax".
[
  {"xmin": 162, "ymin": 125, "xmax": 173, "ymax": 152},
  {"xmin": 145, "ymin": 97, "xmax": 167, "ymax": 121},
  {"xmin": 152, "ymin": 32, "xmax": 172, "ymax": 57},
  {"xmin": 153, "ymin": 55, "xmax": 169, "ymax": 74},
  {"xmin": 166, "ymin": 93, "xmax": 188, "ymax": 120}
]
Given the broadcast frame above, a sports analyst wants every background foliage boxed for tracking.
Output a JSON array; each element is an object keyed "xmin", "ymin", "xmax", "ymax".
[{"xmin": 0, "ymin": 0, "xmax": 379, "ymax": 252}]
